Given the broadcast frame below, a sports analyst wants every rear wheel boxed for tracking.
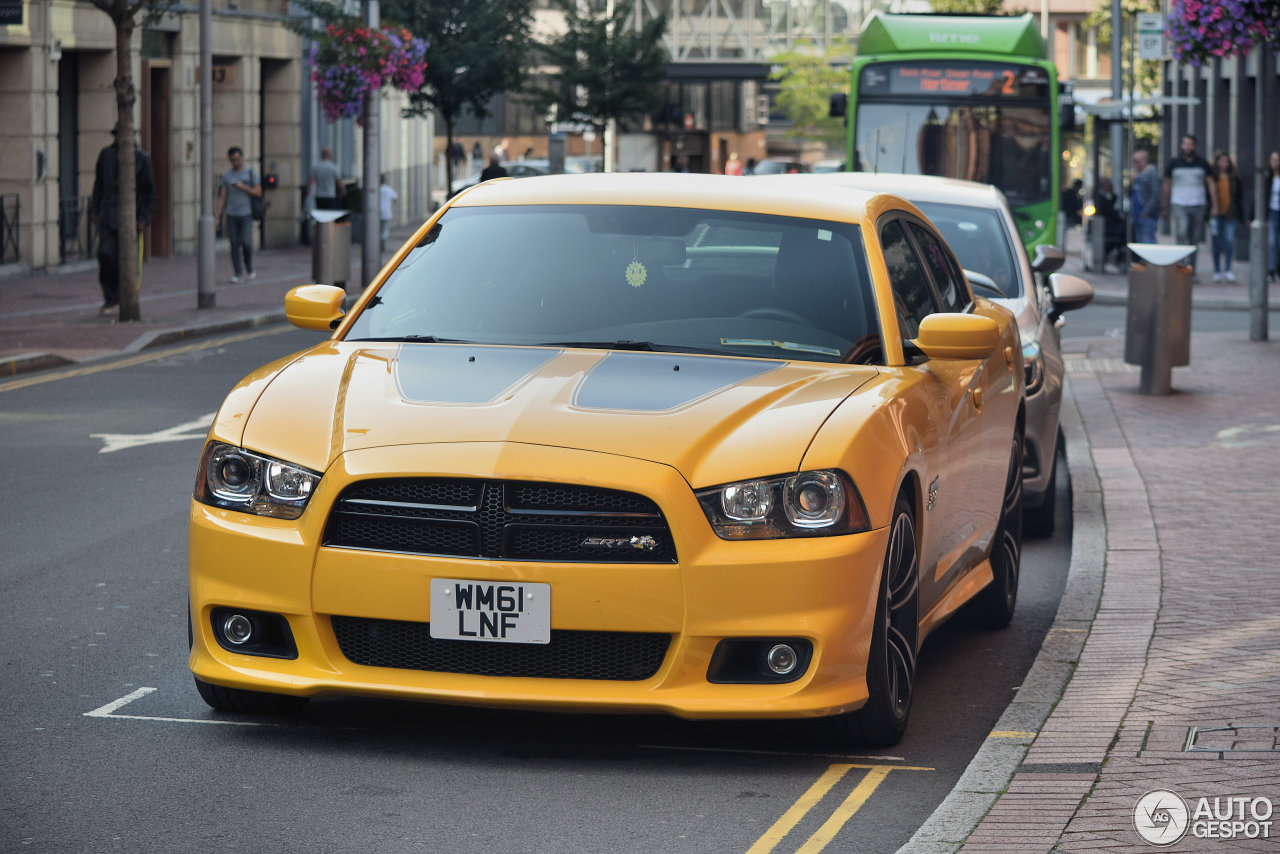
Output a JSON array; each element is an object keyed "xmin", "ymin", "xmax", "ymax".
[
  {"xmin": 973, "ymin": 430, "xmax": 1024, "ymax": 629},
  {"xmin": 830, "ymin": 493, "xmax": 919, "ymax": 747},
  {"xmin": 194, "ymin": 677, "xmax": 309, "ymax": 715},
  {"xmin": 1023, "ymin": 428, "xmax": 1062, "ymax": 538}
]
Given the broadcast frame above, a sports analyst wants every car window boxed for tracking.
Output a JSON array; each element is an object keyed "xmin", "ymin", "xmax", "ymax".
[
  {"xmin": 879, "ymin": 219, "xmax": 939, "ymax": 339},
  {"xmin": 907, "ymin": 222, "xmax": 968, "ymax": 312},
  {"xmin": 345, "ymin": 205, "xmax": 879, "ymax": 364},
  {"xmin": 913, "ymin": 202, "xmax": 1021, "ymax": 298}
]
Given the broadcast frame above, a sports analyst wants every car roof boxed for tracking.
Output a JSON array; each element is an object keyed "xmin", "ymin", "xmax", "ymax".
[
  {"xmin": 449, "ymin": 171, "xmax": 923, "ymax": 225},
  {"xmin": 802, "ymin": 172, "xmax": 1007, "ymax": 210}
]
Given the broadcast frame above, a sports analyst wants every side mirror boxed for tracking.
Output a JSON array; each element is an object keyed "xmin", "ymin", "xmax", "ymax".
[
  {"xmin": 1031, "ymin": 244, "xmax": 1066, "ymax": 274},
  {"xmin": 1047, "ymin": 272, "xmax": 1094, "ymax": 320},
  {"xmin": 965, "ymin": 269, "xmax": 1005, "ymax": 299},
  {"xmin": 912, "ymin": 313, "xmax": 1000, "ymax": 361},
  {"xmin": 286, "ymin": 284, "xmax": 347, "ymax": 331}
]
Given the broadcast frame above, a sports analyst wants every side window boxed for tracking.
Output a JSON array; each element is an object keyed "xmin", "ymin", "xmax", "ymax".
[
  {"xmin": 908, "ymin": 222, "xmax": 968, "ymax": 312},
  {"xmin": 880, "ymin": 219, "xmax": 939, "ymax": 339}
]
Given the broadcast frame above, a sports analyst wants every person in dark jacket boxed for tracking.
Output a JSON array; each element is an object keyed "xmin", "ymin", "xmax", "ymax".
[
  {"xmin": 1093, "ymin": 177, "xmax": 1127, "ymax": 271},
  {"xmin": 1209, "ymin": 151, "xmax": 1245, "ymax": 282},
  {"xmin": 89, "ymin": 125, "xmax": 156, "ymax": 314}
]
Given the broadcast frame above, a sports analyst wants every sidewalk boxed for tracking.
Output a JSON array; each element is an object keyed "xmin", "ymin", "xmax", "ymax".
[
  {"xmin": 906, "ymin": 232, "xmax": 1280, "ymax": 852},
  {"xmin": 0, "ymin": 230, "xmax": 411, "ymax": 375},
  {"xmin": 4, "ymin": 221, "xmax": 1280, "ymax": 852}
]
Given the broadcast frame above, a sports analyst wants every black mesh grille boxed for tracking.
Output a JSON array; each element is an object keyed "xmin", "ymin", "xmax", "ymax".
[
  {"xmin": 324, "ymin": 478, "xmax": 676, "ymax": 563},
  {"xmin": 331, "ymin": 616, "xmax": 671, "ymax": 681}
]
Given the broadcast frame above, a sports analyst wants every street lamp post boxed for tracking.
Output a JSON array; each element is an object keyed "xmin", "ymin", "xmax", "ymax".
[
  {"xmin": 362, "ymin": 0, "xmax": 381, "ymax": 288},
  {"xmin": 197, "ymin": 0, "xmax": 215, "ymax": 308}
]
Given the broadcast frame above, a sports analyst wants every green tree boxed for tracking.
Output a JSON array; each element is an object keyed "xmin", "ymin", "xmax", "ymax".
[
  {"xmin": 527, "ymin": 0, "xmax": 668, "ymax": 158},
  {"xmin": 89, "ymin": 0, "xmax": 176, "ymax": 322},
  {"xmin": 378, "ymin": 0, "xmax": 536, "ymax": 192},
  {"xmin": 770, "ymin": 44, "xmax": 848, "ymax": 151},
  {"xmin": 1085, "ymin": 0, "xmax": 1163, "ymax": 95},
  {"xmin": 931, "ymin": 0, "xmax": 1007, "ymax": 14}
]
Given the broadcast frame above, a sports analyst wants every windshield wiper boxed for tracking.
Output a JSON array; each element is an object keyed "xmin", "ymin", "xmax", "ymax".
[
  {"xmin": 347, "ymin": 335, "xmax": 474, "ymax": 344},
  {"xmin": 720, "ymin": 338, "xmax": 842, "ymax": 357},
  {"xmin": 538, "ymin": 340, "xmax": 661, "ymax": 352}
]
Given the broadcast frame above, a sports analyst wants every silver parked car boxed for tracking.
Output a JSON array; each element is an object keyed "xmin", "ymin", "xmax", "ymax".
[{"xmin": 807, "ymin": 173, "xmax": 1094, "ymax": 535}]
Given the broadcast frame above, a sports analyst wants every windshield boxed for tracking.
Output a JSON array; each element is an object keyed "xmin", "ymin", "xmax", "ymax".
[
  {"xmin": 854, "ymin": 102, "xmax": 1052, "ymax": 209},
  {"xmin": 344, "ymin": 205, "xmax": 880, "ymax": 364},
  {"xmin": 911, "ymin": 201, "xmax": 1022, "ymax": 298}
]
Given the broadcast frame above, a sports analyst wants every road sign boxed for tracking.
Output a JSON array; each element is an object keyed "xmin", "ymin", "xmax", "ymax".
[{"xmin": 1137, "ymin": 13, "xmax": 1165, "ymax": 61}]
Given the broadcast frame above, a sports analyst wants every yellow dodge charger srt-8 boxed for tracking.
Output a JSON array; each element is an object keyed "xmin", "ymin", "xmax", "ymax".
[{"xmin": 189, "ymin": 173, "xmax": 1025, "ymax": 746}]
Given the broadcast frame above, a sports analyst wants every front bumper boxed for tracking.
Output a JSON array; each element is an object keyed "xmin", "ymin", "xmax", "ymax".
[{"xmin": 189, "ymin": 443, "xmax": 888, "ymax": 720}]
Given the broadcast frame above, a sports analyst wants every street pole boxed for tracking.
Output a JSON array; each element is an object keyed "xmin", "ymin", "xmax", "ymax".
[
  {"xmin": 361, "ymin": 0, "xmax": 381, "ymax": 289},
  {"xmin": 197, "ymin": 0, "xmax": 215, "ymax": 308},
  {"xmin": 604, "ymin": 0, "xmax": 616, "ymax": 172},
  {"xmin": 1248, "ymin": 46, "xmax": 1269, "ymax": 341},
  {"xmin": 1110, "ymin": 0, "xmax": 1124, "ymax": 201}
]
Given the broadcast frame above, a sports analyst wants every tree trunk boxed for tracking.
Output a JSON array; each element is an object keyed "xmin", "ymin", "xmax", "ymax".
[{"xmin": 114, "ymin": 12, "xmax": 140, "ymax": 322}]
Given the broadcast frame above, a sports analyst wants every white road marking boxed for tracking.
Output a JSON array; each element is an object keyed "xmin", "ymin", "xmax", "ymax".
[
  {"xmin": 91, "ymin": 412, "xmax": 215, "ymax": 454},
  {"xmin": 83, "ymin": 687, "xmax": 268, "ymax": 727}
]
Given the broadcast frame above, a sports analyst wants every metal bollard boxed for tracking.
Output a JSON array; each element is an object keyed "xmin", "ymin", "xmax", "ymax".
[{"xmin": 1124, "ymin": 244, "xmax": 1194, "ymax": 394}]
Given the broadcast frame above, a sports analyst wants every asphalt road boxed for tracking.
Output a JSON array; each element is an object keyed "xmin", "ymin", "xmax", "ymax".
[{"xmin": 0, "ymin": 326, "xmax": 1070, "ymax": 854}]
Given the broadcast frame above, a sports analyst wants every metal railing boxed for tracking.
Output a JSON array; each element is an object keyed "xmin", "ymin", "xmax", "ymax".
[
  {"xmin": 59, "ymin": 196, "xmax": 96, "ymax": 264},
  {"xmin": 0, "ymin": 194, "xmax": 18, "ymax": 265}
]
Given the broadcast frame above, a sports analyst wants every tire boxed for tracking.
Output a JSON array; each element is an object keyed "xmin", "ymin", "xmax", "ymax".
[
  {"xmin": 194, "ymin": 676, "xmax": 309, "ymax": 715},
  {"xmin": 829, "ymin": 493, "xmax": 919, "ymax": 748},
  {"xmin": 973, "ymin": 430, "xmax": 1024, "ymax": 629},
  {"xmin": 1023, "ymin": 428, "xmax": 1062, "ymax": 538}
]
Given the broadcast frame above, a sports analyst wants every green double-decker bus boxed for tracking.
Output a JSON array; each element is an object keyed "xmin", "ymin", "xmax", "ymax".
[{"xmin": 832, "ymin": 12, "xmax": 1070, "ymax": 251}]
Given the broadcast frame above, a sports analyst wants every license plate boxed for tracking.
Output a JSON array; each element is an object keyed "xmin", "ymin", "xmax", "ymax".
[{"xmin": 429, "ymin": 578, "xmax": 551, "ymax": 644}]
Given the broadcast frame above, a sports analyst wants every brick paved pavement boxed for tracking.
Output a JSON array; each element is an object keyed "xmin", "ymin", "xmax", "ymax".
[{"xmin": 3, "ymin": 223, "xmax": 1280, "ymax": 853}]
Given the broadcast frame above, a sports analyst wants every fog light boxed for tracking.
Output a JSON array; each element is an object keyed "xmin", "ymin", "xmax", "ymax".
[
  {"xmin": 222, "ymin": 613, "xmax": 254, "ymax": 645},
  {"xmin": 766, "ymin": 643, "xmax": 798, "ymax": 675}
]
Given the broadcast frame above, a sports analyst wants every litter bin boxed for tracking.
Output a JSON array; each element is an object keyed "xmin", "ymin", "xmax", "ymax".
[
  {"xmin": 310, "ymin": 209, "xmax": 351, "ymax": 288},
  {"xmin": 1124, "ymin": 243, "xmax": 1194, "ymax": 395}
]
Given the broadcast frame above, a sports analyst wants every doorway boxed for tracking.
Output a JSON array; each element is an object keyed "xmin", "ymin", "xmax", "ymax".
[{"xmin": 142, "ymin": 62, "xmax": 172, "ymax": 257}]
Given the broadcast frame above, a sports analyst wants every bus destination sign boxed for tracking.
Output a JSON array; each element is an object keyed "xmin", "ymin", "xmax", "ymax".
[{"xmin": 860, "ymin": 61, "xmax": 1048, "ymax": 99}]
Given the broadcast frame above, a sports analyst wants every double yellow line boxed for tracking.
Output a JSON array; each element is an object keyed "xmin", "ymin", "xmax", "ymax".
[{"xmin": 746, "ymin": 763, "xmax": 931, "ymax": 854}]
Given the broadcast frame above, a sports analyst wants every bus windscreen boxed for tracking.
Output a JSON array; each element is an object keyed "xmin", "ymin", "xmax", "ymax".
[{"xmin": 853, "ymin": 102, "xmax": 1052, "ymax": 209}]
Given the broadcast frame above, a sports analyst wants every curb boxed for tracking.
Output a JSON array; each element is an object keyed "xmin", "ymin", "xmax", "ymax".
[
  {"xmin": 898, "ymin": 375, "xmax": 1106, "ymax": 853},
  {"xmin": 123, "ymin": 310, "xmax": 288, "ymax": 353},
  {"xmin": 1, "ymin": 352, "xmax": 77, "ymax": 376},
  {"xmin": 1, "ymin": 310, "xmax": 288, "ymax": 377}
]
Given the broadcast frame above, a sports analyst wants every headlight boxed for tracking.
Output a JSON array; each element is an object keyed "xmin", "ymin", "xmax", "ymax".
[
  {"xmin": 194, "ymin": 442, "xmax": 322, "ymax": 520},
  {"xmin": 696, "ymin": 470, "xmax": 869, "ymax": 539},
  {"xmin": 1022, "ymin": 339, "xmax": 1044, "ymax": 395}
]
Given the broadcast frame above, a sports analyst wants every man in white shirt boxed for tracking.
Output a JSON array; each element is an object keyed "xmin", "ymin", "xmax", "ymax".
[{"xmin": 1162, "ymin": 134, "xmax": 1218, "ymax": 280}]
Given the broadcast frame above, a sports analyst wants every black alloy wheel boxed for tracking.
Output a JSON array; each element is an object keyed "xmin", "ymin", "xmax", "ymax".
[
  {"xmin": 973, "ymin": 430, "xmax": 1024, "ymax": 628},
  {"xmin": 838, "ymin": 492, "xmax": 919, "ymax": 747}
]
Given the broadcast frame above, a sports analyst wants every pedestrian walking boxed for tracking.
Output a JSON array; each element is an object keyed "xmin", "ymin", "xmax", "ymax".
[
  {"xmin": 1161, "ymin": 134, "xmax": 1217, "ymax": 280},
  {"xmin": 378, "ymin": 172, "xmax": 398, "ymax": 251},
  {"xmin": 1129, "ymin": 149, "xmax": 1161, "ymax": 244},
  {"xmin": 89, "ymin": 124, "xmax": 156, "ymax": 315},
  {"xmin": 725, "ymin": 152, "xmax": 744, "ymax": 176},
  {"xmin": 1267, "ymin": 151, "xmax": 1280, "ymax": 282},
  {"xmin": 1209, "ymin": 151, "xmax": 1244, "ymax": 282},
  {"xmin": 307, "ymin": 147, "xmax": 346, "ymax": 210},
  {"xmin": 479, "ymin": 155, "xmax": 508, "ymax": 182},
  {"xmin": 214, "ymin": 146, "xmax": 262, "ymax": 283},
  {"xmin": 1061, "ymin": 179, "xmax": 1083, "ymax": 227}
]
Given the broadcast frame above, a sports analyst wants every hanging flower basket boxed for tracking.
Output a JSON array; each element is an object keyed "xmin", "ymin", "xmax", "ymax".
[
  {"xmin": 1167, "ymin": 0, "xmax": 1280, "ymax": 66},
  {"xmin": 310, "ymin": 22, "xmax": 428, "ymax": 123}
]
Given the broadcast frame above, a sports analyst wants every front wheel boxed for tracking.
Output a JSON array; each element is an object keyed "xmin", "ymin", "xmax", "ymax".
[{"xmin": 827, "ymin": 493, "xmax": 919, "ymax": 748}]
